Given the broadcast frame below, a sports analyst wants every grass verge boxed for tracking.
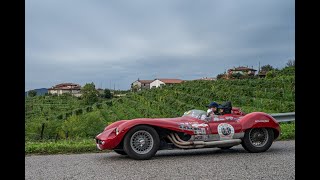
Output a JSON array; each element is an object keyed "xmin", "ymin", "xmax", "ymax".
[
  {"xmin": 25, "ymin": 138, "xmax": 104, "ymax": 155},
  {"xmin": 26, "ymin": 123, "xmax": 295, "ymax": 155},
  {"xmin": 277, "ymin": 122, "xmax": 295, "ymax": 140}
]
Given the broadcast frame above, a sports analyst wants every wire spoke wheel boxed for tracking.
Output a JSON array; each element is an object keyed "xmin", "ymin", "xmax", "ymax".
[
  {"xmin": 249, "ymin": 128, "xmax": 269, "ymax": 147},
  {"xmin": 130, "ymin": 130, "xmax": 154, "ymax": 154},
  {"xmin": 124, "ymin": 125, "xmax": 160, "ymax": 160}
]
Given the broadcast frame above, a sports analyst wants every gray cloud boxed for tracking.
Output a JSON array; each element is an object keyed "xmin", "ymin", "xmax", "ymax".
[{"xmin": 26, "ymin": 0, "xmax": 294, "ymax": 90}]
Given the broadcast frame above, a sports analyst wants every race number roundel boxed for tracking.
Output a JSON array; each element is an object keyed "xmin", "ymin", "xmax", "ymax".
[{"xmin": 217, "ymin": 123, "xmax": 235, "ymax": 139}]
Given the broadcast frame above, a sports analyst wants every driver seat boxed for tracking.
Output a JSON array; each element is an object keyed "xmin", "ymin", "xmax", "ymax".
[{"xmin": 219, "ymin": 101, "xmax": 232, "ymax": 114}]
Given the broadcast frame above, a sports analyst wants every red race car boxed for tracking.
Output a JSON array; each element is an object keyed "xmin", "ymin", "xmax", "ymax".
[{"xmin": 95, "ymin": 108, "xmax": 280, "ymax": 160}]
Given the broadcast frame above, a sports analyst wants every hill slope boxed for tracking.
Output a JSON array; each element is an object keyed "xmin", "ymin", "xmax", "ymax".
[{"xmin": 25, "ymin": 69, "xmax": 295, "ymax": 140}]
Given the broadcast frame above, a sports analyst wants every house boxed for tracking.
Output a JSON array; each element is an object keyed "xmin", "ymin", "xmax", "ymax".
[
  {"xmin": 258, "ymin": 70, "xmax": 267, "ymax": 78},
  {"xmin": 150, "ymin": 78, "xmax": 184, "ymax": 88},
  {"xmin": 48, "ymin": 83, "xmax": 82, "ymax": 97},
  {"xmin": 131, "ymin": 79, "xmax": 154, "ymax": 91},
  {"xmin": 97, "ymin": 88, "xmax": 104, "ymax": 94},
  {"xmin": 227, "ymin": 66, "xmax": 257, "ymax": 77},
  {"xmin": 131, "ymin": 78, "xmax": 184, "ymax": 91}
]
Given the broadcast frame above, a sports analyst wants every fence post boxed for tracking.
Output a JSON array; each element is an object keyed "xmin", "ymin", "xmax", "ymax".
[
  {"xmin": 55, "ymin": 133, "xmax": 59, "ymax": 142},
  {"xmin": 66, "ymin": 131, "xmax": 68, "ymax": 140},
  {"xmin": 40, "ymin": 123, "xmax": 45, "ymax": 140}
]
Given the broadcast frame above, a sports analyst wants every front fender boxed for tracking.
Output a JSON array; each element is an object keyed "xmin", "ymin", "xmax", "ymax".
[
  {"xmin": 104, "ymin": 120, "xmax": 128, "ymax": 131},
  {"xmin": 95, "ymin": 127, "xmax": 121, "ymax": 149}
]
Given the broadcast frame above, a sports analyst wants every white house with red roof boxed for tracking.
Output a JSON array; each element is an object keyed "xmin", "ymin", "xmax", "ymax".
[
  {"xmin": 131, "ymin": 78, "xmax": 184, "ymax": 91},
  {"xmin": 150, "ymin": 78, "xmax": 184, "ymax": 88},
  {"xmin": 48, "ymin": 83, "xmax": 82, "ymax": 97},
  {"xmin": 131, "ymin": 79, "xmax": 154, "ymax": 91}
]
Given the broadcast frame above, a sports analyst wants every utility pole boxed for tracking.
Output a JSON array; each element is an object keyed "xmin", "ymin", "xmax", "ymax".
[{"xmin": 258, "ymin": 61, "xmax": 261, "ymax": 73}]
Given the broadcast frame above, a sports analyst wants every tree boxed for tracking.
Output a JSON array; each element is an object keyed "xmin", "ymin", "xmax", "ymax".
[
  {"xmin": 132, "ymin": 84, "xmax": 139, "ymax": 92},
  {"xmin": 278, "ymin": 66, "xmax": 295, "ymax": 76},
  {"xmin": 81, "ymin": 82, "xmax": 99, "ymax": 105},
  {"xmin": 266, "ymin": 70, "xmax": 276, "ymax": 78},
  {"xmin": 260, "ymin": 64, "xmax": 274, "ymax": 72},
  {"xmin": 286, "ymin": 59, "xmax": 295, "ymax": 67},
  {"xmin": 216, "ymin": 73, "xmax": 226, "ymax": 79},
  {"xmin": 28, "ymin": 90, "xmax": 37, "ymax": 97},
  {"xmin": 104, "ymin": 89, "xmax": 112, "ymax": 99}
]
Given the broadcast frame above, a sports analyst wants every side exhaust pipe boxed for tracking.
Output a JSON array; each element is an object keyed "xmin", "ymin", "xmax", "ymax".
[
  {"xmin": 167, "ymin": 136, "xmax": 204, "ymax": 149},
  {"xmin": 169, "ymin": 133, "xmax": 205, "ymax": 146},
  {"xmin": 167, "ymin": 133, "xmax": 242, "ymax": 149}
]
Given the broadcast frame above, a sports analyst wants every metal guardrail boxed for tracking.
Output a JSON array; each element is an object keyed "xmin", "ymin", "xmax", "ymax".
[{"xmin": 270, "ymin": 112, "xmax": 295, "ymax": 122}]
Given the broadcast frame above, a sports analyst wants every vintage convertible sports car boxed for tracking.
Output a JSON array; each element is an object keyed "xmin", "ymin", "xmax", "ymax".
[{"xmin": 95, "ymin": 107, "xmax": 280, "ymax": 160}]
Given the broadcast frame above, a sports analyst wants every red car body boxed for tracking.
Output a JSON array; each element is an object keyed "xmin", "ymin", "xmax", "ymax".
[{"xmin": 95, "ymin": 108, "xmax": 280, "ymax": 159}]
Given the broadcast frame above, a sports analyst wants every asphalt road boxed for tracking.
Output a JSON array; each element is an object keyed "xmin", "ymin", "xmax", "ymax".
[{"xmin": 25, "ymin": 140, "xmax": 295, "ymax": 180}]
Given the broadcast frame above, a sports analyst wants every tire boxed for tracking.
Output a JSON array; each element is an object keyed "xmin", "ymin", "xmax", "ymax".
[
  {"xmin": 219, "ymin": 146, "xmax": 233, "ymax": 150},
  {"xmin": 113, "ymin": 149, "xmax": 127, "ymax": 155},
  {"xmin": 241, "ymin": 128, "xmax": 274, "ymax": 153},
  {"xmin": 123, "ymin": 125, "xmax": 160, "ymax": 160}
]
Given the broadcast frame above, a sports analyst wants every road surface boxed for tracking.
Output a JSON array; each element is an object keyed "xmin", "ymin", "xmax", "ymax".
[{"xmin": 25, "ymin": 140, "xmax": 295, "ymax": 180}]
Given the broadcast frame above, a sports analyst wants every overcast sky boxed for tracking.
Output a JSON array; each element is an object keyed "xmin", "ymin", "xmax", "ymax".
[{"xmin": 26, "ymin": 0, "xmax": 295, "ymax": 91}]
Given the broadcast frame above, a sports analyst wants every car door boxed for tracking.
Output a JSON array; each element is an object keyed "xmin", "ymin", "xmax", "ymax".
[{"xmin": 206, "ymin": 114, "xmax": 243, "ymax": 140}]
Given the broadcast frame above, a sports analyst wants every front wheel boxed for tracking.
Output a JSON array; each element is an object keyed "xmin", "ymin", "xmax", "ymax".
[
  {"xmin": 123, "ymin": 125, "xmax": 160, "ymax": 160},
  {"xmin": 241, "ymin": 128, "xmax": 274, "ymax": 153}
]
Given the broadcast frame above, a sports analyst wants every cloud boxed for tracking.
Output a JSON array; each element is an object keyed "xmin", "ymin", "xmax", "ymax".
[{"xmin": 25, "ymin": 0, "xmax": 294, "ymax": 91}]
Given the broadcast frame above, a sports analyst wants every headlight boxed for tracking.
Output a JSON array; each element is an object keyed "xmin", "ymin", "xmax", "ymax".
[
  {"xmin": 115, "ymin": 128, "xmax": 119, "ymax": 135},
  {"xmin": 96, "ymin": 139, "xmax": 105, "ymax": 145}
]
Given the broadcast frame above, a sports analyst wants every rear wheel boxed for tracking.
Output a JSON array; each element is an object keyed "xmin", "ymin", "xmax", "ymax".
[
  {"xmin": 241, "ymin": 128, "xmax": 274, "ymax": 153},
  {"xmin": 123, "ymin": 125, "xmax": 160, "ymax": 160},
  {"xmin": 113, "ymin": 149, "xmax": 127, "ymax": 155}
]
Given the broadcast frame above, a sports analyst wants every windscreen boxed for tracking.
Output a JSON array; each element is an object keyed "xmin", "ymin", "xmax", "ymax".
[{"xmin": 182, "ymin": 109, "xmax": 207, "ymax": 120}]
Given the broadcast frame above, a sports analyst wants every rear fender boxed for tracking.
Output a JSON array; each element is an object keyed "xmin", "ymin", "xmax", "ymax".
[{"xmin": 239, "ymin": 112, "xmax": 280, "ymax": 138}]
